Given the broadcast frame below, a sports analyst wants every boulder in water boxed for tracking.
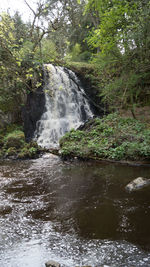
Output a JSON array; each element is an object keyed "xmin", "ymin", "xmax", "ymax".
[
  {"xmin": 45, "ymin": 260, "xmax": 60, "ymax": 267},
  {"xmin": 125, "ymin": 177, "xmax": 150, "ymax": 192}
]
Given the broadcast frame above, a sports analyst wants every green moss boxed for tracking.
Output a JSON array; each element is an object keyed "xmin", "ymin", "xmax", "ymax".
[
  {"xmin": 5, "ymin": 147, "xmax": 17, "ymax": 157},
  {"xmin": 0, "ymin": 134, "xmax": 4, "ymax": 148},
  {"xmin": 4, "ymin": 130, "xmax": 25, "ymax": 149},
  {"xmin": 0, "ymin": 124, "xmax": 43, "ymax": 159},
  {"xmin": 0, "ymin": 150, "xmax": 4, "ymax": 158},
  {"xmin": 60, "ymin": 113, "xmax": 150, "ymax": 161},
  {"xmin": 18, "ymin": 141, "xmax": 42, "ymax": 159}
]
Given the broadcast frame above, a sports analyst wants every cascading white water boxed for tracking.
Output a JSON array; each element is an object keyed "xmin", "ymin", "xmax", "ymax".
[{"xmin": 34, "ymin": 64, "xmax": 93, "ymax": 148}]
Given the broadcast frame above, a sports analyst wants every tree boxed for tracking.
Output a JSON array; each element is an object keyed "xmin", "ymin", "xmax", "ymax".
[
  {"xmin": 0, "ymin": 12, "xmax": 42, "ymax": 116},
  {"xmin": 43, "ymin": 0, "xmax": 94, "ymax": 58},
  {"xmin": 84, "ymin": 0, "xmax": 150, "ymax": 114}
]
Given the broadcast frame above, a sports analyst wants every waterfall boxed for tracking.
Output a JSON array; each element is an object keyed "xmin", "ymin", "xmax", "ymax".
[{"xmin": 34, "ymin": 64, "xmax": 93, "ymax": 148}]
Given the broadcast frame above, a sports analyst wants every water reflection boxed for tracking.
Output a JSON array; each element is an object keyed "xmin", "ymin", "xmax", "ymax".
[{"xmin": 0, "ymin": 156, "xmax": 150, "ymax": 266}]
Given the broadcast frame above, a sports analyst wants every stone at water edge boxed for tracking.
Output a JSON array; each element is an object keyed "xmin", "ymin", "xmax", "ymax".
[
  {"xmin": 45, "ymin": 260, "xmax": 60, "ymax": 267},
  {"xmin": 42, "ymin": 153, "xmax": 59, "ymax": 159},
  {"xmin": 76, "ymin": 264, "xmax": 111, "ymax": 267},
  {"xmin": 125, "ymin": 177, "xmax": 150, "ymax": 192},
  {"xmin": 76, "ymin": 265, "xmax": 110, "ymax": 267}
]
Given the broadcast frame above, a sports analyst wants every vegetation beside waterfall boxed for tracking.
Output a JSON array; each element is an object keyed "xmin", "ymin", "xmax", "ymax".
[
  {"xmin": 0, "ymin": 124, "xmax": 44, "ymax": 159},
  {"xmin": 60, "ymin": 113, "xmax": 150, "ymax": 161},
  {"xmin": 0, "ymin": 0, "xmax": 150, "ymax": 161}
]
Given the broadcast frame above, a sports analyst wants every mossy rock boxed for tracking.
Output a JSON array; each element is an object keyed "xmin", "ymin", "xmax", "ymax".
[
  {"xmin": 5, "ymin": 147, "xmax": 17, "ymax": 157},
  {"xmin": 0, "ymin": 123, "xmax": 43, "ymax": 159},
  {"xmin": 0, "ymin": 135, "xmax": 4, "ymax": 148},
  {"xmin": 0, "ymin": 150, "xmax": 4, "ymax": 158},
  {"xmin": 4, "ymin": 130, "xmax": 25, "ymax": 149},
  {"xmin": 18, "ymin": 147, "xmax": 37, "ymax": 159},
  {"xmin": 18, "ymin": 142, "xmax": 42, "ymax": 159},
  {"xmin": 18, "ymin": 148, "xmax": 30, "ymax": 159}
]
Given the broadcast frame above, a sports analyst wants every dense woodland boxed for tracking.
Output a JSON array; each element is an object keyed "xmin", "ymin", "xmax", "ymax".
[{"xmin": 0, "ymin": 0, "xmax": 150, "ymax": 160}]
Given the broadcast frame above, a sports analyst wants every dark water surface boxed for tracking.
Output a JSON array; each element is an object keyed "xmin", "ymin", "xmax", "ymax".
[{"xmin": 0, "ymin": 155, "xmax": 150, "ymax": 266}]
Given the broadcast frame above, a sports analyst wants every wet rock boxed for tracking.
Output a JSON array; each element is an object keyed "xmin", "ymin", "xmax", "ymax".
[
  {"xmin": 0, "ymin": 205, "xmax": 12, "ymax": 214},
  {"xmin": 125, "ymin": 177, "xmax": 150, "ymax": 192},
  {"xmin": 45, "ymin": 260, "xmax": 60, "ymax": 267},
  {"xmin": 42, "ymin": 153, "xmax": 59, "ymax": 159},
  {"xmin": 76, "ymin": 265, "xmax": 110, "ymax": 267},
  {"xmin": 42, "ymin": 153, "xmax": 53, "ymax": 159},
  {"xmin": 22, "ymin": 87, "xmax": 45, "ymax": 142}
]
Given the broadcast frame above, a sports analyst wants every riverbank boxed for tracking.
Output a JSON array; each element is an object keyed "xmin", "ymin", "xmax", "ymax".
[
  {"xmin": 1, "ymin": 112, "xmax": 150, "ymax": 163},
  {"xmin": 60, "ymin": 113, "xmax": 150, "ymax": 162},
  {"xmin": 0, "ymin": 124, "xmax": 44, "ymax": 159}
]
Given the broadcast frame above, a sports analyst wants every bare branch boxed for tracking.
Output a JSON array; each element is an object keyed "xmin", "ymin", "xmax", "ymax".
[{"xmin": 24, "ymin": 0, "xmax": 36, "ymax": 16}]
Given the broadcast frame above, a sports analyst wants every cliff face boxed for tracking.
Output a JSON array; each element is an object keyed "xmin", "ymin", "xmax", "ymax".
[
  {"xmin": 64, "ymin": 63, "xmax": 105, "ymax": 117},
  {"xmin": 0, "ymin": 108, "xmax": 22, "ymax": 129},
  {"xmin": 22, "ymin": 88, "xmax": 45, "ymax": 142},
  {"xmin": 74, "ymin": 72, "xmax": 105, "ymax": 117}
]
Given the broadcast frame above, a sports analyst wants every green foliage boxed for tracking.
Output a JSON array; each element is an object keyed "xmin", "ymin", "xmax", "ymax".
[
  {"xmin": 35, "ymin": 39, "xmax": 58, "ymax": 63},
  {"xmin": 6, "ymin": 147, "xmax": 17, "ymax": 157},
  {"xmin": 84, "ymin": 0, "xmax": 150, "ymax": 110},
  {"xmin": 67, "ymin": 43, "xmax": 81, "ymax": 62},
  {"xmin": 4, "ymin": 130, "xmax": 25, "ymax": 149},
  {"xmin": 86, "ymin": 1, "xmax": 138, "ymax": 54},
  {"xmin": 60, "ymin": 129, "xmax": 85, "ymax": 144},
  {"xmin": 18, "ymin": 144, "xmax": 39, "ymax": 159},
  {"xmin": 60, "ymin": 113, "xmax": 150, "ymax": 161},
  {"xmin": 0, "ymin": 124, "xmax": 43, "ymax": 159},
  {"xmin": 0, "ymin": 13, "xmax": 30, "ymax": 115},
  {"xmin": 66, "ymin": 43, "xmax": 92, "ymax": 63}
]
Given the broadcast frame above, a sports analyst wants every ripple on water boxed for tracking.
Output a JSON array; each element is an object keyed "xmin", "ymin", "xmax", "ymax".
[{"xmin": 0, "ymin": 158, "xmax": 150, "ymax": 266}]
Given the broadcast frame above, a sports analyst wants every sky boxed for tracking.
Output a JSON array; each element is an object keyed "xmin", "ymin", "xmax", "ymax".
[{"xmin": 0, "ymin": 0, "xmax": 35, "ymax": 21}]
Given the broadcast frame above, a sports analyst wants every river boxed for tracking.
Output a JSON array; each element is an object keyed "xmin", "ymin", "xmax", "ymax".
[{"xmin": 0, "ymin": 155, "xmax": 150, "ymax": 266}]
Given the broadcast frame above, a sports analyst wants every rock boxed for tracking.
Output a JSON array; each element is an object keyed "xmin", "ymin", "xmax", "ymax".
[
  {"xmin": 42, "ymin": 153, "xmax": 52, "ymax": 159},
  {"xmin": 22, "ymin": 87, "xmax": 45, "ymax": 142},
  {"xmin": 0, "ymin": 109, "xmax": 22, "ymax": 128},
  {"xmin": 125, "ymin": 177, "xmax": 150, "ymax": 192},
  {"xmin": 0, "ymin": 205, "xmax": 12, "ymax": 214},
  {"xmin": 45, "ymin": 260, "xmax": 60, "ymax": 267},
  {"xmin": 42, "ymin": 153, "xmax": 59, "ymax": 159},
  {"xmin": 4, "ymin": 131, "xmax": 25, "ymax": 149},
  {"xmin": 0, "ymin": 110, "xmax": 11, "ymax": 128},
  {"xmin": 76, "ymin": 265, "xmax": 110, "ymax": 267}
]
